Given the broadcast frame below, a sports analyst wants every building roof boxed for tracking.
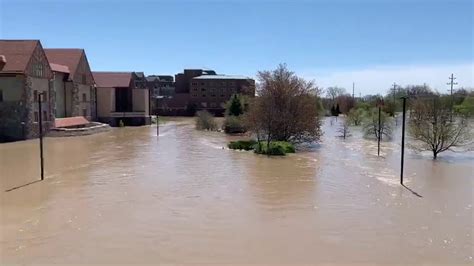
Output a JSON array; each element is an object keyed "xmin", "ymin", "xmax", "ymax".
[
  {"xmin": 134, "ymin": 72, "xmax": 145, "ymax": 78},
  {"xmin": 44, "ymin": 49, "xmax": 83, "ymax": 79},
  {"xmin": 193, "ymin": 74, "xmax": 251, "ymax": 80},
  {"xmin": 147, "ymin": 75, "xmax": 174, "ymax": 82},
  {"xmin": 92, "ymin": 72, "xmax": 132, "ymax": 88},
  {"xmin": 146, "ymin": 76, "xmax": 159, "ymax": 82},
  {"xmin": 0, "ymin": 40, "xmax": 39, "ymax": 73},
  {"xmin": 50, "ymin": 63, "xmax": 70, "ymax": 73}
]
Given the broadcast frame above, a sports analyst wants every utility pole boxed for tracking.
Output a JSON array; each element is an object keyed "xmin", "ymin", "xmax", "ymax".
[
  {"xmin": 391, "ymin": 82, "xmax": 397, "ymax": 103},
  {"xmin": 352, "ymin": 82, "xmax": 355, "ymax": 99},
  {"xmin": 447, "ymin": 73, "xmax": 457, "ymax": 121}
]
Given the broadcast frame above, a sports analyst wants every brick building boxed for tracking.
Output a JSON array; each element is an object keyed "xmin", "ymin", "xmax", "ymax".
[{"xmin": 157, "ymin": 69, "xmax": 255, "ymax": 116}]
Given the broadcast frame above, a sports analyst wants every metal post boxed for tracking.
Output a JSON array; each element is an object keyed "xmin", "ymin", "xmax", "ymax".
[
  {"xmin": 38, "ymin": 93, "xmax": 44, "ymax": 180},
  {"xmin": 400, "ymin": 96, "xmax": 407, "ymax": 185},
  {"xmin": 378, "ymin": 106, "xmax": 381, "ymax": 157}
]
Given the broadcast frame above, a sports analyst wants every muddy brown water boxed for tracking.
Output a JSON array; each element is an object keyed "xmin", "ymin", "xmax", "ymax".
[{"xmin": 1, "ymin": 117, "xmax": 473, "ymax": 264}]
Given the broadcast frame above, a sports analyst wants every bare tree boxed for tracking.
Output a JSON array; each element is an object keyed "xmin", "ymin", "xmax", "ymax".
[
  {"xmin": 362, "ymin": 108, "xmax": 393, "ymax": 140},
  {"xmin": 409, "ymin": 97, "xmax": 472, "ymax": 159},
  {"xmin": 337, "ymin": 120, "xmax": 351, "ymax": 139},
  {"xmin": 326, "ymin": 87, "xmax": 346, "ymax": 102},
  {"xmin": 244, "ymin": 64, "xmax": 322, "ymax": 144}
]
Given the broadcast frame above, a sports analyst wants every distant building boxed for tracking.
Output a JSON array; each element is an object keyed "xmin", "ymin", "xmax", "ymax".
[
  {"xmin": 0, "ymin": 40, "xmax": 54, "ymax": 141},
  {"xmin": 158, "ymin": 69, "xmax": 255, "ymax": 116},
  {"xmin": 44, "ymin": 48, "xmax": 96, "ymax": 121},
  {"xmin": 190, "ymin": 74, "xmax": 255, "ymax": 113},
  {"xmin": 174, "ymin": 69, "xmax": 216, "ymax": 93},
  {"xmin": 93, "ymin": 71, "xmax": 151, "ymax": 126},
  {"xmin": 146, "ymin": 75, "xmax": 175, "ymax": 113}
]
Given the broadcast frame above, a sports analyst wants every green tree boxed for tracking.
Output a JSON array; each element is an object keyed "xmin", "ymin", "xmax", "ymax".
[
  {"xmin": 226, "ymin": 94, "xmax": 244, "ymax": 116},
  {"xmin": 455, "ymin": 96, "xmax": 474, "ymax": 117}
]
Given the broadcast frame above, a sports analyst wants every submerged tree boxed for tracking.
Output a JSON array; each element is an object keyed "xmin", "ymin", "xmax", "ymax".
[
  {"xmin": 195, "ymin": 110, "xmax": 218, "ymax": 131},
  {"xmin": 362, "ymin": 108, "xmax": 393, "ymax": 140},
  {"xmin": 409, "ymin": 97, "xmax": 472, "ymax": 159},
  {"xmin": 347, "ymin": 108, "xmax": 365, "ymax": 126},
  {"xmin": 244, "ymin": 64, "xmax": 322, "ymax": 145},
  {"xmin": 337, "ymin": 120, "xmax": 351, "ymax": 139}
]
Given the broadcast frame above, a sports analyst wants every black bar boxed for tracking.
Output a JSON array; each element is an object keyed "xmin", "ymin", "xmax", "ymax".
[
  {"xmin": 378, "ymin": 106, "xmax": 381, "ymax": 156},
  {"xmin": 38, "ymin": 93, "xmax": 44, "ymax": 181},
  {"xmin": 400, "ymin": 97, "xmax": 407, "ymax": 185}
]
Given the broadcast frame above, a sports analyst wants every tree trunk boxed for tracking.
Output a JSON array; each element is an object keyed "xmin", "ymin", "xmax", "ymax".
[{"xmin": 433, "ymin": 150, "xmax": 438, "ymax": 160}]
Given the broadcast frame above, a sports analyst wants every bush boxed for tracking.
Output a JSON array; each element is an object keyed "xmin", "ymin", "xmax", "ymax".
[
  {"xmin": 195, "ymin": 110, "xmax": 217, "ymax": 130},
  {"xmin": 228, "ymin": 140, "xmax": 257, "ymax": 150},
  {"xmin": 223, "ymin": 116, "xmax": 246, "ymax": 134},
  {"xmin": 254, "ymin": 141, "xmax": 295, "ymax": 155}
]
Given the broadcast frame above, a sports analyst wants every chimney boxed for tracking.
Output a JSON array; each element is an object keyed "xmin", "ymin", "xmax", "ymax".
[{"xmin": 0, "ymin": 55, "xmax": 6, "ymax": 71}]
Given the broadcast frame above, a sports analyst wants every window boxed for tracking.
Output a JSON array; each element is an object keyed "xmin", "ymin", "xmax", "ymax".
[
  {"xmin": 34, "ymin": 112, "xmax": 39, "ymax": 122},
  {"xmin": 0, "ymin": 90, "xmax": 3, "ymax": 102},
  {"xmin": 202, "ymin": 94, "xmax": 206, "ymax": 97},
  {"xmin": 82, "ymin": 74, "xmax": 87, "ymax": 84},
  {"xmin": 221, "ymin": 82, "xmax": 226, "ymax": 86},
  {"xmin": 193, "ymin": 88, "xmax": 198, "ymax": 91},
  {"xmin": 192, "ymin": 94, "xmax": 198, "ymax": 97},
  {"xmin": 33, "ymin": 64, "xmax": 43, "ymax": 77},
  {"xmin": 192, "ymin": 82, "xmax": 198, "ymax": 86},
  {"xmin": 43, "ymin": 111, "xmax": 47, "ymax": 121},
  {"xmin": 33, "ymin": 90, "xmax": 38, "ymax": 102},
  {"xmin": 201, "ymin": 82, "xmax": 205, "ymax": 86},
  {"xmin": 201, "ymin": 88, "xmax": 206, "ymax": 91},
  {"xmin": 210, "ymin": 102, "xmax": 217, "ymax": 108},
  {"xmin": 82, "ymin": 109, "xmax": 87, "ymax": 117},
  {"xmin": 82, "ymin": 93, "xmax": 87, "ymax": 102},
  {"xmin": 201, "ymin": 102, "xmax": 207, "ymax": 107},
  {"xmin": 211, "ymin": 94, "xmax": 216, "ymax": 97}
]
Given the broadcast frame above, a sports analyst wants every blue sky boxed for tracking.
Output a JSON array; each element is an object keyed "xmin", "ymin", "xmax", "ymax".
[{"xmin": 1, "ymin": 0, "xmax": 472, "ymax": 95}]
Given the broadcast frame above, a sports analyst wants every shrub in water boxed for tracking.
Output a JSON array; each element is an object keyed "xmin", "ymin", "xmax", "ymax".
[
  {"xmin": 228, "ymin": 140, "xmax": 257, "ymax": 150},
  {"xmin": 223, "ymin": 116, "xmax": 246, "ymax": 134},
  {"xmin": 195, "ymin": 110, "xmax": 218, "ymax": 131},
  {"xmin": 254, "ymin": 141, "xmax": 295, "ymax": 156}
]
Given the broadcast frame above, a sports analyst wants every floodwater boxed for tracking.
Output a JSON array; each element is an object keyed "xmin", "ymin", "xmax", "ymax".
[{"xmin": 1, "ymin": 117, "xmax": 473, "ymax": 265}]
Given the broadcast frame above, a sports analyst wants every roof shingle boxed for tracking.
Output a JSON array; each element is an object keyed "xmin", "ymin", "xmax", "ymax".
[
  {"xmin": 44, "ymin": 49, "xmax": 83, "ymax": 79},
  {"xmin": 0, "ymin": 40, "xmax": 39, "ymax": 72}
]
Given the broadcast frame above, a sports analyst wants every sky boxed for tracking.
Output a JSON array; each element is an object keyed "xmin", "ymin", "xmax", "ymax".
[{"xmin": 0, "ymin": 0, "xmax": 472, "ymax": 95}]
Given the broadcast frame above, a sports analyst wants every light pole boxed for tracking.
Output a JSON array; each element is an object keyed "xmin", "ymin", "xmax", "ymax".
[
  {"xmin": 38, "ymin": 92, "xmax": 46, "ymax": 180},
  {"xmin": 377, "ymin": 98, "xmax": 384, "ymax": 157},
  {"xmin": 400, "ymin": 96, "xmax": 408, "ymax": 185}
]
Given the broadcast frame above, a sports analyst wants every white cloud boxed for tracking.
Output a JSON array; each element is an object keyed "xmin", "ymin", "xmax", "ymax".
[{"xmin": 299, "ymin": 63, "xmax": 474, "ymax": 96}]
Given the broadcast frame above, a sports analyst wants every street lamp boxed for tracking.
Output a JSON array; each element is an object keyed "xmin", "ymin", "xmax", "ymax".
[
  {"xmin": 38, "ymin": 92, "xmax": 46, "ymax": 180},
  {"xmin": 400, "ymin": 96, "xmax": 408, "ymax": 185}
]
